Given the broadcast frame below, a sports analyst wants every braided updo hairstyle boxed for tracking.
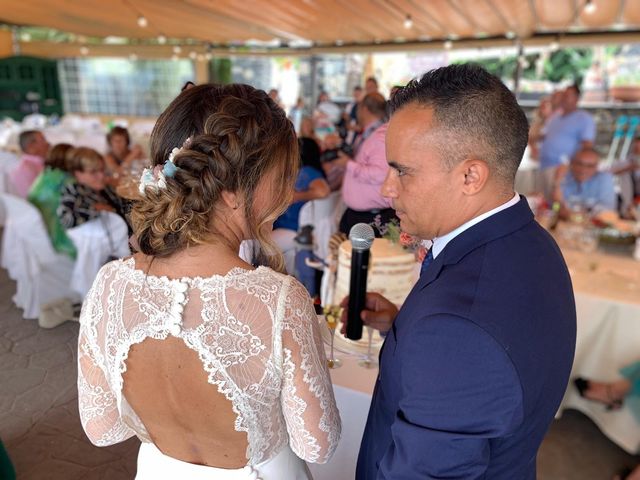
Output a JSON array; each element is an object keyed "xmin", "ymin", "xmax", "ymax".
[{"xmin": 131, "ymin": 84, "xmax": 299, "ymax": 272}]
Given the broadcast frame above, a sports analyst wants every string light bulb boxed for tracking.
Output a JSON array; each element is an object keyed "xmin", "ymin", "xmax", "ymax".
[
  {"xmin": 173, "ymin": 45, "xmax": 182, "ymax": 54},
  {"xmin": 444, "ymin": 39, "xmax": 453, "ymax": 50},
  {"xmin": 157, "ymin": 35, "xmax": 166, "ymax": 44},
  {"xmin": 80, "ymin": 46, "xmax": 89, "ymax": 56},
  {"xmin": 403, "ymin": 14, "xmax": 413, "ymax": 30},
  {"xmin": 505, "ymin": 30, "xmax": 516, "ymax": 39},
  {"xmin": 137, "ymin": 16, "xmax": 148, "ymax": 28},
  {"xmin": 584, "ymin": 0, "xmax": 596, "ymax": 14}
]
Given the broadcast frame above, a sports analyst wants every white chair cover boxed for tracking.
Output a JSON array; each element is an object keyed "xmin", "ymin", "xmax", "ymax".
[
  {"xmin": 42, "ymin": 127, "xmax": 76, "ymax": 146},
  {"xmin": 297, "ymin": 191, "xmax": 345, "ymax": 306},
  {"xmin": 0, "ymin": 194, "xmax": 76, "ymax": 319},
  {"xmin": 22, "ymin": 114, "xmax": 47, "ymax": 129},
  {"xmin": 66, "ymin": 212, "xmax": 131, "ymax": 298},
  {"xmin": 75, "ymin": 133, "xmax": 108, "ymax": 154},
  {"xmin": 0, "ymin": 150, "xmax": 20, "ymax": 225},
  {"xmin": 298, "ymin": 191, "xmax": 344, "ymax": 263}
]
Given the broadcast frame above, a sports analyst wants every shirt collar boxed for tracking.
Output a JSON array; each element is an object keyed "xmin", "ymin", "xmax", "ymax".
[{"xmin": 432, "ymin": 193, "xmax": 520, "ymax": 259}]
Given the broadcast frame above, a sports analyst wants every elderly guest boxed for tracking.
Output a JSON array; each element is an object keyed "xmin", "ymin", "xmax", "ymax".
[
  {"xmin": 57, "ymin": 147, "xmax": 125, "ymax": 229},
  {"xmin": 9, "ymin": 130, "xmax": 50, "ymax": 197},
  {"xmin": 27, "ymin": 143, "xmax": 77, "ymax": 258},
  {"xmin": 104, "ymin": 126, "xmax": 144, "ymax": 178},
  {"xmin": 555, "ymin": 147, "xmax": 616, "ymax": 220}
]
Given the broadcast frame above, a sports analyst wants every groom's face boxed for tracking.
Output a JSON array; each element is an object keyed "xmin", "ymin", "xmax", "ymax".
[{"xmin": 382, "ymin": 104, "xmax": 462, "ymax": 240}]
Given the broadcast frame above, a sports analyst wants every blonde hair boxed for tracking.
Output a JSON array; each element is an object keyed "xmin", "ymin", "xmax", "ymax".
[
  {"xmin": 66, "ymin": 147, "xmax": 104, "ymax": 173},
  {"xmin": 131, "ymin": 84, "xmax": 299, "ymax": 272}
]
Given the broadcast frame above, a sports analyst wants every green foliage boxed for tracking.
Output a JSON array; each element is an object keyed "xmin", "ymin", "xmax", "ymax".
[
  {"xmin": 210, "ymin": 58, "xmax": 232, "ymax": 84},
  {"xmin": 542, "ymin": 48, "xmax": 593, "ymax": 85},
  {"xmin": 455, "ymin": 47, "xmax": 593, "ymax": 87}
]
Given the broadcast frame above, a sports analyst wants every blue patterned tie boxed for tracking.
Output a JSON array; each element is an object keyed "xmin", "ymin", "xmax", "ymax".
[{"xmin": 420, "ymin": 248, "xmax": 434, "ymax": 278}]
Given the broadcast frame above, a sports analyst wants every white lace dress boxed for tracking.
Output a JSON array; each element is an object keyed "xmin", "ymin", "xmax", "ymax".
[{"xmin": 77, "ymin": 258, "xmax": 341, "ymax": 479}]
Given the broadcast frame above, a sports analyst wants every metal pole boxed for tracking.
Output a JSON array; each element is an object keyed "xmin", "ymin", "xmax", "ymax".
[
  {"xmin": 514, "ymin": 41, "xmax": 523, "ymax": 97},
  {"xmin": 12, "ymin": 26, "xmax": 20, "ymax": 55}
]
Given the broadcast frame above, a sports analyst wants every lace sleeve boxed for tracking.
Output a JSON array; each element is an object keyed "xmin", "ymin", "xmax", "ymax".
[
  {"xmin": 77, "ymin": 266, "xmax": 135, "ymax": 446},
  {"xmin": 279, "ymin": 278, "xmax": 341, "ymax": 464}
]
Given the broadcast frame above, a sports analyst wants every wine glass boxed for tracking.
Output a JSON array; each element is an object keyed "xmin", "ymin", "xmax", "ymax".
[
  {"xmin": 324, "ymin": 307, "xmax": 342, "ymax": 369},
  {"xmin": 358, "ymin": 326, "xmax": 378, "ymax": 369}
]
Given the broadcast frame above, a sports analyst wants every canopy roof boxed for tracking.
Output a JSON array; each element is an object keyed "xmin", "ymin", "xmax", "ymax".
[{"xmin": 1, "ymin": 0, "xmax": 639, "ymax": 52}]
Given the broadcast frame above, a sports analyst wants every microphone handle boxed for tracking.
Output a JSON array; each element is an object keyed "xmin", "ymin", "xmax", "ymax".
[{"xmin": 346, "ymin": 248, "xmax": 370, "ymax": 340}]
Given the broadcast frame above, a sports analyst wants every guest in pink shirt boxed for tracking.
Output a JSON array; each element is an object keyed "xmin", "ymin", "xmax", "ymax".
[
  {"xmin": 332, "ymin": 93, "xmax": 396, "ymax": 234},
  {"xmin": 9, "ymin": 130, "xmax": 50, "ymax": 198}
]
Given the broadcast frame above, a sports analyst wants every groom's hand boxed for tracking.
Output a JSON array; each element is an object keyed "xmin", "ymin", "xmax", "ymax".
[{"xmin": 339, "ymin": 292, "xmax": 398, "ymax": 335}]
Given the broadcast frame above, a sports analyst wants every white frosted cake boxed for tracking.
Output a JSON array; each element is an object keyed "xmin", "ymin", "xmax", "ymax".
[{"xmin": 334, "ymin": 238, "xmax": 418, "ymax": 307}]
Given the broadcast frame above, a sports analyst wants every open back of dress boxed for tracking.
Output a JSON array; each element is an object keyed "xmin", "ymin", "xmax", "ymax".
[{"xmin": 77, "ymin": 258, "xmax": 340, "ymax": 469}]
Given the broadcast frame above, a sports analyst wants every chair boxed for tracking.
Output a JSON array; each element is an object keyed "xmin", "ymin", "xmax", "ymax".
[
  {"xmin": 66, "ymin": 212, "xmax": 130, "ymax": 298},
  {"xmin": 21, "ymin": 114, "xmax": 47, "ymax": 129},
  {"xmin": 0, "ymin": 194, "xmax": 77, "ymax": 319},
  {"xmin": 0, "ymin": 151, "xmax": 20, "ymax": 225},
  {"xmin": 75, "ymin": 133, "xmax": 108, "ymax": 154},
  {"xmin": 298, "ymin": 191, "xmax": 344, "ymax": 263},
  {"xmin": 297, "ymin": 191, "xmax": 345, "ymax": 304}
]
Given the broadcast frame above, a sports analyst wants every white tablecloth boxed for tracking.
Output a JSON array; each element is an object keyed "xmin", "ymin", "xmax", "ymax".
[{"xmin": 308, "ymin": 385, "xmax": 372, "ymax": 480}]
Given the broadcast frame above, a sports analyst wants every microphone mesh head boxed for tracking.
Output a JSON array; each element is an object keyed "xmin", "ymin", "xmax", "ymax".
[{"xmin": 349, "ymin": 223, "xmax": 375, "ymax": 251}]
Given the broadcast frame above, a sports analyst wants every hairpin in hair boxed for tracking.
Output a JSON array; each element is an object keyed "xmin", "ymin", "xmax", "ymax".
[{"xmin": 138, "ymin": 137, "xmax": 189, "ymax": 196}]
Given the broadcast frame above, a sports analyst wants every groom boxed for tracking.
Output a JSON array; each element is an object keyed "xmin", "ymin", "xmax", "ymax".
[{"xmin": 349, "ymin": 64, "xmax": 576, "ymax": 479}]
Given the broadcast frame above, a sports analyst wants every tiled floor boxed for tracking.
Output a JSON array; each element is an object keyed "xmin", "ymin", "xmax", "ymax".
[
  {"xmin": 0, "ymin": 266, "xmax": 638, "ymax": 479},
  {"xmin": 0, "ymin": 268, "xmax": 138, "ymax": 479}
]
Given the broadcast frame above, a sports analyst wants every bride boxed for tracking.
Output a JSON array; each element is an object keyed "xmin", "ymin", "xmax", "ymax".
[{"xmin": 77, "ymin": 84, "xmax": 341, "ymax": 479}]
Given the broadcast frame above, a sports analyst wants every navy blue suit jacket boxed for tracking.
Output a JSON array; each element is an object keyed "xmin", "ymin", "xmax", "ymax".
[{"xmin": 356, "ymin": 197, "xmax": 576, "ymax": 479}]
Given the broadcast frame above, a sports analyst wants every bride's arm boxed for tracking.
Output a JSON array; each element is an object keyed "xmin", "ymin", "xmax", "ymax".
[
  {"xmin": 77, "ymin": 267, "xmax": 135, "ymax": 446},
  {"xmin": 280, "ymin": 278, "xmax": 342, "ymax": 464}
]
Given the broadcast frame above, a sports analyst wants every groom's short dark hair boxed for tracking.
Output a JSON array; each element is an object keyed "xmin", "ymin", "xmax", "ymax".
[{"xmin": 389, "ymin": 63, "xmax": 529, "ymax": 185}]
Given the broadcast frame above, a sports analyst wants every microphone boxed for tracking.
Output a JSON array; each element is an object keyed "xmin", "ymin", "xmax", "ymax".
[{"xmin": 346, "ymin": 223, "xmax": 375, "ymax": 340}]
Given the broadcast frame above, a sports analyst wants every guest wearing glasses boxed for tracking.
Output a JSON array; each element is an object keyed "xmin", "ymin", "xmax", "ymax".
[
  {"xmin": 554, "ymin": 147, "xmax": 616, "ymax": 220},
  {"xmin": 57, "ymin": 147, "xmax": 125, "ymax": 229}
]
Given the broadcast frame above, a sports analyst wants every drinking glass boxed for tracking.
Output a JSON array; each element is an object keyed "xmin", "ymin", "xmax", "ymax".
[
  {"xmin": 358, "ymin": 326, "xmax": 378, "ymax": 369},
  {"xmin": 323, "ymin": 308, "xmax": 342, "ymax": 369}
]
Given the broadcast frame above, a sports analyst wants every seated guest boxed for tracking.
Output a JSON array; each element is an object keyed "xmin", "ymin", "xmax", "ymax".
[
  {"xmin": 28, "ymin": 143, "xmax": 77, "ymax": 259},
  {"xmin": 332, "ymin": 92, "xmax": 395, "ymax": 234},
  {"xmin": 57, "ymin": 147, "xmax": 125, "ymax": 229},
  {"xmin": 272, "ymin": 155, "xmax": 330, "ymax": 275},
  {"xmin": 554, "ymin": 147, "xmax": 616, "ymax": 220},
  {"xmin": 574, "ymin": 362, "xmax": 640, "ymax": 480},
  {"xmin": 611, "ymin": 136, "xmax": 640, "ymax": 218},
  {"xmin": 9, "ymin": 130, "xmax": 50, "ymax": 198},
  {"xmin": 103, "ymin": 126, "xmax": 144, "ymax": 178}
]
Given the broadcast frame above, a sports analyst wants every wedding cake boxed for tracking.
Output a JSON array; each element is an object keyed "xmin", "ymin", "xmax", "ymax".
[{"xmin": 334, "ymin": 238, "xmax": 418, "ymax": 307}]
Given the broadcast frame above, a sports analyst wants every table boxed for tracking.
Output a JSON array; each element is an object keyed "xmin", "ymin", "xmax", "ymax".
[
  {"xmin": 308, "ymin": 336, "xmax": 378, "ymax": 480},
  {"xmin": 555, "ymin": 244, "xmax": 640, "ymax": 454}
]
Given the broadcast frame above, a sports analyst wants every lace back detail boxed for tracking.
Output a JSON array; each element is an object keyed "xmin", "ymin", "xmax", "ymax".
[{"xmin": 77, "ymin": 259, "xmax": 341, "ymax": 465}]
